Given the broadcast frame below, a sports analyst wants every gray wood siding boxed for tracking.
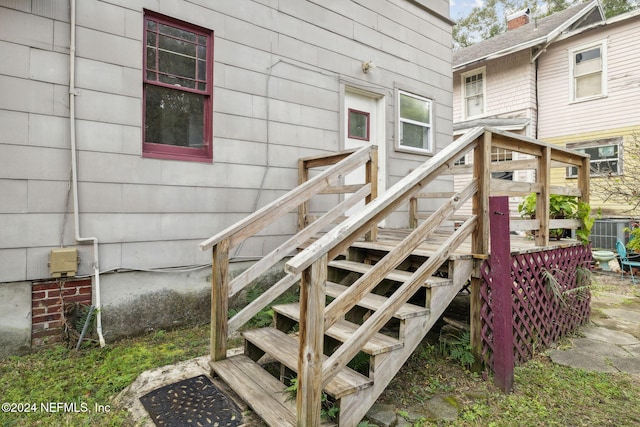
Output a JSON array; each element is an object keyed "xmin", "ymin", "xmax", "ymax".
[{"xmin": 0, "ymin": 0, "xmax": 452, "ymax": 282}]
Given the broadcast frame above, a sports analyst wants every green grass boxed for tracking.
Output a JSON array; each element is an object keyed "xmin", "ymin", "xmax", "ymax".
[
  {"xmin": 382, "ymin": 342, "xmax": 640, "ymax": 427},
  {"xmin": 2, "ymin": 321, "xmax": 639, "ymax": 426},
  {"xmin": 0, "ymin": 325, "xmax": 210, "ymax": 427}
]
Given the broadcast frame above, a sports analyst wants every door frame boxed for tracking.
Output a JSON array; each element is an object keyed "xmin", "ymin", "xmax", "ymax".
[{"xmin": 340, "ymin": 84, "xmax": 386, "ymax": 195}]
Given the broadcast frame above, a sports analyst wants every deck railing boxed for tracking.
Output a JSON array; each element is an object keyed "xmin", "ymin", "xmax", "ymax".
[
  {"xmin": 410, "ymin": 128, "xmax": 591, "ymax": 246},
  {"xmin": 199, "ymin": 145, "xmax": 377, "ymax": 361}
]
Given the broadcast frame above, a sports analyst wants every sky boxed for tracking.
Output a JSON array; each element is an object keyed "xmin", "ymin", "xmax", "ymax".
[{"xmin": 450, "ymin": 0, "xmax": 484, "ymax": 20}]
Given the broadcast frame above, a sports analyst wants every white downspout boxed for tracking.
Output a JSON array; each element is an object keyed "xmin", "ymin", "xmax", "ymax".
[{"xmin": 69, "ymin": 0, "xmax": 105, "ymax": 347}]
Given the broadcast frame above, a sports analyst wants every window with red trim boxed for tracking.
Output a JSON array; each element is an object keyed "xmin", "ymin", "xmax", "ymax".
[{"xmin": 143, "ymin": 11, "xmax": 213, "ymax": 162}]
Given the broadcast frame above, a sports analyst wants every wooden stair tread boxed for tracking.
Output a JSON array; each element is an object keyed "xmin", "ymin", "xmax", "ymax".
[
  {"xmin": 242, "ymin": 327, "xmax": 372, "ymax": 399},
  {"xmin": 328, "ymin": 259, "xmax": 453, "ymax": 287},
  {"xmin": 326, "ymin": 281, "xmax": 429, "ymax": 320},
  {"xmin": 273, "ymin": 303, "xmax": 403, "ymax": 355},
  {"xmin": 210, "ymin": 354, "xmax": 297, "ymax": 427},
  {"xmin": 348, "ymin": 238, "xmax": 473, "ymax": 260}
]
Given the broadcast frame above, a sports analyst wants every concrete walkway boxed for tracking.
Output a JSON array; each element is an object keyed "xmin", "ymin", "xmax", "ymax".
[{"xmin": 548, "ymin": 281, "xmax": 640, "ymax": 376}]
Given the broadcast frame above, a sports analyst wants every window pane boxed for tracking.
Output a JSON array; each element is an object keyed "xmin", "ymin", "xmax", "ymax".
[
  {"xmin": 576, "ymin": 73, "xmax": 601, "ymax": 98},
  {"xmin": 466, "ymin": 95, "xmax": 483, "ymax": 117},
  {"xmin": 575, "ymin": 47, "xmax": 600, "ymax": 64},
  {"xmin": 159, "ymin": 34, "xmax": 196, "ymax": 58},
  {"xmin": 575, "ymin": 57, "xmax": 601, "ymax": 76},
  {"xmin": 159, "ymin": 23, "xmax": 197, "ymax": 43},
  {"xmin": 400, "ymin": 93, "xmax": 430, "ymax": 124},
  {"xmin": 197, "ymin": 58, "xmax": 206, "ymax": 81},
  {"xmin": 400, "ymin": 121, "xmax": 429, "ymax": 149},
  {"xmin": 348, "ymin": 109, "xmax": 369, "ymax": 140},
  {"xmin": 145, "ymin": 85, "xmax": 205, "ymax": 148},
  {"xmin": 465, "ymin": 74, "xmax": 483, "ymax": 96},
  {"xmin": 146, "ymin": 47, "xmax": 156, "ymax": 71},
  {"xmin": 158, "ymin": 51, "xmax": 196, "ymax": 82}
]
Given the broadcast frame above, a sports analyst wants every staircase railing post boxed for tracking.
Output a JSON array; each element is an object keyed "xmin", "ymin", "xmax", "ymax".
[
  {"xmin": 470, "ymin": 131, "xmax": 491, "ymax": 368},
  {"xmin": 297, "ymin": 254, "xmax": 327, "ymax": 427},
  {"xmin": 535, "ymin": 146, "xmax": 551, "ymax": 246},
  {"xmin": 298, "ymin": 158, "xmax": 309, "ymax": 232},
  {"xmin": 365, "ymin": 147, "xmax": 378, "ymax": 241},
  {"xmin": 409, "ymin": 196, "xmax": 418, "ymax": 229},
  {"xmin": 210, "ymin": 238, "xmax": 230, "ymax": 362}
]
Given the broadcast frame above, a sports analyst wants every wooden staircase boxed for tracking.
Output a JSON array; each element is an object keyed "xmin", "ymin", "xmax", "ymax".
[
  {"xmin": 210, "ymin": 247, "xmax": 472, "ymax": 427},
  {"xmin": 199, "ymin": 127, "xmax": 592, "ymax": 426}
]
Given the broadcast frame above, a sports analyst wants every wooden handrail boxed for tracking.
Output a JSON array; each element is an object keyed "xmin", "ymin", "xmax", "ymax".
[
  {"xmin": 199, "ymin": 145, "xmax": 375, "ymax": 251},
  {"xmin": 285, "ymin": 126, "xmax": 486, "ymax": 275},
  {"xmin": 323, "ymin": 179, "xmax": 479, "ymax": 331}
]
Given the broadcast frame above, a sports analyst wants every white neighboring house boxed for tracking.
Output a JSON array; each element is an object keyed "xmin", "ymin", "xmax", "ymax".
[
  {"xmin": 0, "ymin": 0, "xmax": 454, "ymax": 357},
  {"xmin": 451, "ymin": 1, "xmax": 610, "ymax": 216}
]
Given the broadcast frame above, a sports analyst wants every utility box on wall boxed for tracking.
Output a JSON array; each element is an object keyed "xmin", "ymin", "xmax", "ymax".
[{"xmin": 49, "ymin": 248, "xmax": 79, "ymax": 278}]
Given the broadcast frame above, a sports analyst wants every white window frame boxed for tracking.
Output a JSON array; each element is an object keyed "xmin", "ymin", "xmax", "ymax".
[
  {"xmin": 569, "ymin": 40, "xmax": 607, "ymax": 103},
  {"xmin": 396, "ymin": 89, "xmax": 434, "ymax": 154},
  {"xmin": 461, "ymin": 67, "xmax": 486, "ymax": 119},
  {"xmin": 566, "ymin": 137, "xmax": 622, "ymax": 178}
]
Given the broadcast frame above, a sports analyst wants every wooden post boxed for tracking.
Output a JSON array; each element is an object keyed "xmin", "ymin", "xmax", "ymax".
[
  {"xmin": 578, "ymin": 156, "xmax": 590, "ymax": 205},
  {"xmin": 211, "ymin": 238, "xmax": 230, "ymax": 362},
  {"xmin": 365, "ymin": 147, "xmax": 378, "ymax": 241},
  {"xmin": 489, "ymin": 196, "xmax": 514, "ymax": 392},
  {"xmin": 535, "ymin": 146, "xmax": 550, "ymax": 246},
  {"xmin": 409, "ymin": 197, "xmax": 418, "ymax": 229},
  {"xmin": 298, "ymin": 158, "xmax": 309, "ymax": 232},
  {"xmin": 470, "ymin": 131, "xmax": 491, "ymax": 368},
  {"xmin": 297, "ymin": 254, "xmax": 327, "ymax": 427}
]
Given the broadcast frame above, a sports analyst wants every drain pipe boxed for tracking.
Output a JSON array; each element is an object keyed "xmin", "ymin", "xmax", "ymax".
[{"xmin": 69, "ymin": 0, "xmax": 105, "ymax": 347}]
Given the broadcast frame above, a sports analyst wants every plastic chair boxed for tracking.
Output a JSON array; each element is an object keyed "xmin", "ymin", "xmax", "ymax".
[{"xmin": 616, "ymin": 239, "xmax": 640, "ymax": 284}]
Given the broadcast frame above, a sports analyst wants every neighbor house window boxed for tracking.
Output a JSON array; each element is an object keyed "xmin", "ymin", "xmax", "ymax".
[
  {"xmin": 143, "ymin": 11, "xmax": 213, "ymax": 162},
  {"xmin": 570, "ymin": 41, "xmax": 606, "ymax": 102},
  {"xmin": 566, "ymin": 138, "xmax": 622, "ymax": 178},
  {"xmin": 397, "ymin": 90, "xmax": 432, "ymax": 153},
  {"xmin": 491, "ymin": 147, "xmax": 513, "ymax": 180},
  {"xmin": 462, "ymin": 67, "xmax": 485, "ymax": 118}
]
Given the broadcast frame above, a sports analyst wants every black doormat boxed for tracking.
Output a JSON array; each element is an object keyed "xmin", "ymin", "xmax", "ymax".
[{"xmin": 139, "ymin": 375, "xmax": 242, "ymax": 427}]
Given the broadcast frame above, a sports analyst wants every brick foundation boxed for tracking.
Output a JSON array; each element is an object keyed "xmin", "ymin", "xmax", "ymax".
[{"xmin": 31, "ymin": 279, "xmax": 92, "ymax": 348}]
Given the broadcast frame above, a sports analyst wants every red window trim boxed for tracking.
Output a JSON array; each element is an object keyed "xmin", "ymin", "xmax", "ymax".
[
  {"xmin": 347, "ymin": 108, "xmax": 370, "ymax": 141},
  {"xmin": 142, "ymin": 10, "xmax": 214, "ymax": 162}
]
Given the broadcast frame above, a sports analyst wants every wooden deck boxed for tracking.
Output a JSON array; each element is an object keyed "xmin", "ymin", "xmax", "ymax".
[{"xmin": 348, "ymin": 227, "xmax": 584, "ymax": 260}]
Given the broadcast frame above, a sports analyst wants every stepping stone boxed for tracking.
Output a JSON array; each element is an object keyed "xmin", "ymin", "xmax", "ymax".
[{"xmin": 581, "ymin": 326, "xmax": 640, "ymax": 346}]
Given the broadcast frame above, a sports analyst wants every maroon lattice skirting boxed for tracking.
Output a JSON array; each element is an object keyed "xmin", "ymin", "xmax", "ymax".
[{"xmin": 479, "ymin": 245, "xmax": 592, "ymax": 369}]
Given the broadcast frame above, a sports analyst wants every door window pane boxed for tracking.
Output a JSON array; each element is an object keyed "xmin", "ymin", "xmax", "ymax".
[{"xmin": 348, "ymin": 109, "xmax": 369, "ymax": 140}]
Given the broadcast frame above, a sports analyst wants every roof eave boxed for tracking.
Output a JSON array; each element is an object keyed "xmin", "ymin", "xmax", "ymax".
[
  {"xmin": 452, "ymin": 36, "xmax": 546, "ymax": 72},
  {"xmin": 453, "ymin": 0, "xmax": 603, "ymax": 72}
]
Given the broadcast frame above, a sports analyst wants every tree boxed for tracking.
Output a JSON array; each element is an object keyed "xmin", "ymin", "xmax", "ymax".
[
  {"xmin": 454, "ymin": 0, "xmax": 639, "ymax": 48},
  {"xmin": 590, "ymin": 134, "xmax": 640, "ymax": 216}
]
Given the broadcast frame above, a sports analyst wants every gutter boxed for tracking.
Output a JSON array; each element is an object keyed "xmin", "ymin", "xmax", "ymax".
[{"xmin": 69, "ymin": 0, "xmax": 105, "ymax": 347}]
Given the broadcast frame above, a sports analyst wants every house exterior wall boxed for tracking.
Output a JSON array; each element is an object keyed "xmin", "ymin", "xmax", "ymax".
[
  {"xmin": 0, "ymin": 0, "xmax": 453, "ymax": 352},
  {"xmin": 537, "ymin": 14, "xmax": 640, "ymax": 217},
  {"xmin": 543, "ymin": 125, "xmax": 640, "ymax": 216},
  {"xmin": 539, "ymin": 18, "xmax": 640, "ymax": 140},
  {"xmin": 452, "ymin": 50, "xmax": 536, "ymax": 217},
  {"xmin": 537, "ymin": 16, "xmax": 640, "ymax": 139},
  {"xmin": 453, "ymin": 49, "xmax": 535, "ymax": 124}
]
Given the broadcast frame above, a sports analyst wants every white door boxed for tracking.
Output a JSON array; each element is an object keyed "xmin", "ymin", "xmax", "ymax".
[{"xmin": 344, "ymin": 88, "xmax": 385, "ymax": 216}]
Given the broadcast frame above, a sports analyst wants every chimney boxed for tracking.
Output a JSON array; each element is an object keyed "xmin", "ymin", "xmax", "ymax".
[{"xmin": 507, "ymin": 8, "xmax": 530, "ymax": 31}]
